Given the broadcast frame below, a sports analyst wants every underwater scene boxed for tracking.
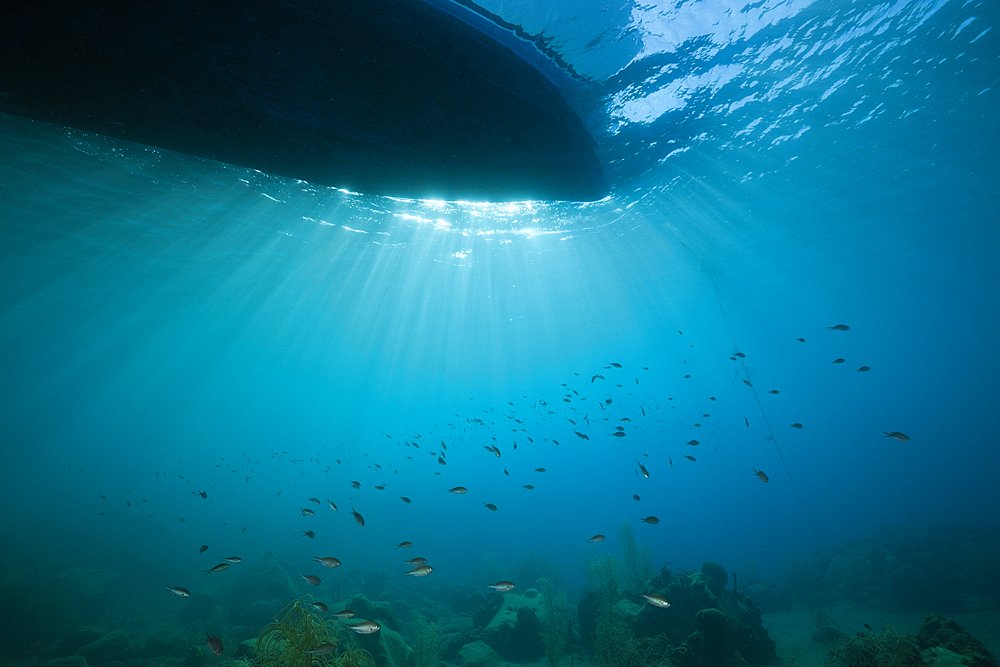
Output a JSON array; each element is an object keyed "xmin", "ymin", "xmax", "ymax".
[{"xmin": 1, "ymin": 1, "xmax": 998, "ymax": 667}]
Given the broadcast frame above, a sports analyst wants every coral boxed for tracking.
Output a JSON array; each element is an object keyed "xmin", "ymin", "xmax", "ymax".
[
  {"xmin": 700, "ymin": 562, "xmax": 728, "ymax": 589},
  {"xmin": 916, "ymin": 614, "xmax": 998, "ymax": 667},
  {"xmin": 542, "ymin": 578, "xmax": 570, "ymax": 667},
  {"xmin": 410, "ymin": 614, "xmax": 439, "ymax": 667},
  {"xmin": 591, "ymin": 558, "xmax": 676, "ymax": 667},
  {"xmin": 618, "ymin": 521, "xmax": 654, "ymax": 594},
  {"xmin": 824, "ymin": 628, "xmax": 922, "ymax": 667},
  {"xmin": 254, "ymin": 596, "xmax": 373, "ymax": 667}
]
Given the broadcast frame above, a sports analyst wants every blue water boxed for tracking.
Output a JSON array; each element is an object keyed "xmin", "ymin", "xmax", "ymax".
[{"xmin": 1, "ymin": 0, "xmax": 998, "ymax": 660}]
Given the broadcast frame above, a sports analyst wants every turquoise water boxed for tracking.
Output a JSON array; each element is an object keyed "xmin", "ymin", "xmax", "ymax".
[{"xmin": 1, "ymin": 0, "xmax": 998, "ymax": 664}]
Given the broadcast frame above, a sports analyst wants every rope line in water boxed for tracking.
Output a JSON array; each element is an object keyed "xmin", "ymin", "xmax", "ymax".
[{"xmin": 711, "ymin": 278, "xmax": 823, "ymax": 549}]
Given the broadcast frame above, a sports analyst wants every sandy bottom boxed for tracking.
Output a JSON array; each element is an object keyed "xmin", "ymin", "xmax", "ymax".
[{"xmin": 762, "ymin": 602, "xmax": 1000, "ymax": 666}]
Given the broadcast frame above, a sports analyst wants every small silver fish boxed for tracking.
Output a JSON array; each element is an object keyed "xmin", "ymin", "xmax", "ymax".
[
  {"xmin": 221, "ymin": 556, "xmax": 242, "ymax": 564},
  {"xmin": 301, "ymin": 508, "xmax": 316, "ymax": 516},
  {"xmin": 314, "ymin": 556, "xmax": 341, "ymax": 568},
  {"xmin": 165, "ymin": 585, "xmax": 191, "ymax": 597},
  {"xmin": 328, "ymin": 499, "xmax": 338, "ymax": 511},
  {"xmin": 487, "ymin": 581, "xmax": 515, "ymax": 592},
  {"xmin": 347, "ymin": 621, "xmax": 380, "ymax": 634},
  {"xmin": 351, "ymin": 508, "xmax": 365, "ymax": 526},
  {"xmin": 641, "ymin": 593, "xmax": 671, "ymax": 608},
  {"xmin": 586, "ymin": 535, "xmax": 605, "ymax": 542},
  {"xmin": 300, "ymin": 573, "xmax": 321, "ymax": 586},
  {"xmin": 446, "ymin": 487, "xmax": 468, "ymax": 494},
  {"xmin": 882, "ymin": 431, "xmax": 910, "ymax": 442},
  {"xmin": 332, "ymin": 610, "xmax": 356, "ymax": 619},
  {"xmin": 204, "ymin": 563, "xmax": 229, "ymax": 575},
  {"xmin": 305, "ymin": 643, "xmax": 336, "ymax": 655},
  {"xmin": 406, "ymin": 565, "xmax": 434, "ymax": 576}
]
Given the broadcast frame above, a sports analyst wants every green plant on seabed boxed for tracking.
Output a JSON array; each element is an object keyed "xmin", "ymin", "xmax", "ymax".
[
  {"xmin": 410, "ymin": 613, "xmax": 439, "ymax": 667},
  {"xmin": 255, "ymin": 596, "xmax": 373, "ymax": 667}
]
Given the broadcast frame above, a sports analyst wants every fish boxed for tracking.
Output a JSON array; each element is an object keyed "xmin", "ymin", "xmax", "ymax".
[
  {"xmin": 328, "ymin": 499, "xmax": 338, "ymax": 510},
  {"xmin": 308, "ymin": 601, "xmax": 328, "ymax": 612},
  {"xmin": 405, "ymin": 557, "xmax": 428, "ymax": 566},
  {"xmin": 374, "ymin": 485, "xmax": 386, "ymax": 490},
  {"xmin": 484, "ymin": 503, "xmax": 498, "ymax": 511},
  {"xmin": 351, "ymin": 508, "xmax": 365, "ymax": 526},
  {"xmin": 684, "ymin": 455, "xmax": 696, "ymax": 462},
  {"xmin": 856, "ymin": 366, "xmax": 870, "ymax": 372},
  {"xmin": 769, "ymin": 389, "xmax": 779, "ymax": 394},
  {"xmin": 350, "ymin": 481, "xmax": 361, "ymax": 489},
  {"xmin": 302, "ymin": 531, "xmax": 315, "ymax": 538},
  {"xmin": 523, "ymin": 485, "xmax": 534, "ymax": 490},
  {"xmin": 406, "ymin": 565, "xmax": 434, "ymax": 576},
  {"xmin": 206, "ymin": 633, "xmax": 223, "ymax": 656},
  {"xmin": 305, "ymin": 643, "xmax": 336, "ymax": 655},
  {"xmin": 199, "ymin": 545, "xmax": 209, "ymax": 553},
  {"xmin": 827, "ymin": 324, "xmax": 850, "ymax": 331},
  {"xmin": 745, "ymin": 416, "xmax": 750, "ymax": 428},
  {"xmin": 797, "ymin": 337, "xmax": 806, "ymax": 342},
  {"xmin": 308, "ymin": 497, "xmax": 321, "ymax": 505},
  {"xmin": 487, "ymin": 581, "xmax": 515, "ymax": 591},
  {"xmin": 347, "ymin": 621, "xmax": 381, "ymax": 634},
  {"xmin": 641, "ymin": 593, "xmax": 671, "ymax": 608},
  {"xmin": 574, "ymin": 431, "xmax": 590, "ymax": 440},
  {"xmin": 612, "ymin": 431, "xmax": 626, "ymax": 437},
  {"xmin": 591, "ymin": 375, "xmax": 603, "ymax": 383},
  {"xmin": 610, "ymin": 362, "xmax": 622, "ymax": 368},
  {"xmin": 398, "ymin": 496, "xmax": 412, "ymax": 504},
  {"xmin": 753, "ymin": 469, "xmax": 769, "ymax": 483},
  {"xmin": 535, "ymin": 468, "xmax": 546, "ymax": 473},
  {"xmin": 221, "ymin": 556, "xmax": 242, "ymax": 564},
  {"xmin": 194, "ymin": 491, "xmax": 207, "ymax": 499},
  {"xmin": 686, "ymin": 440, "xmax": 699, "ymax": 447},
  {"xmin": 668, "ymin": 455, "xmax": 674, "ymax": 468},
  {"xmin": 832, "ymin": 358, "xmax": 845, "ymax": 364},
  {"xmin": 587, "ymin": 535, "xmax": 606, "ymax": 542},
  {"xmin": 165, "ymin": 585, "xmax": 191, "ymax": 597},
  {"xmin": 734, "ymin": 352, "xmax": 746, "ymax": 358},
  {"xmin": 504, "ymin": 468, "xmax": 509, "ymax": 476},
  {"xmin": 332, "ymin": 610, "xmax": 356, "ymax": 619},
  {"xmin": 396, "ymin": 542, "xmax": 413, "ymax": 549},
  {"xmin": 301, "ymin": 508, "xmax": 316, "ymax": 516},
  {"xmin": 864, "ymin": 624, "xmax": 873, "ymax": 632},
  {"xmin": 791, "ymin": 423, "xmax": 803, "ymax": 429},
  {"xmin": 633, "ymin": 494, "xmax": 640, "ymax": 501},
  {"xmin": 314, "ymin": 556, "xmax": 341, "ymax": 567},
  {"xmin": 636, "ymin": 461, "xmax": 649, "ymax": 478},
  {"xmin": 204, "ymin": 563, "xmax": 229, "ymax": 575},
  {"xmin": 743, "ymin": 379, "xmax": 752, "ymax": 387},
  {"xmin": 882, "ymin": 431, "xmax": 910, "ymax": 442},
  {"xmin": 446, "ymin": 486, "xmax": 468, "ymax": 494},
  {"xmin": 640, "ymin": 516, "xmax": 660, "ymax": 524},
  {"xmin": 300, "ymin": 573, "xmax": 321, "ymax": 586}
]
